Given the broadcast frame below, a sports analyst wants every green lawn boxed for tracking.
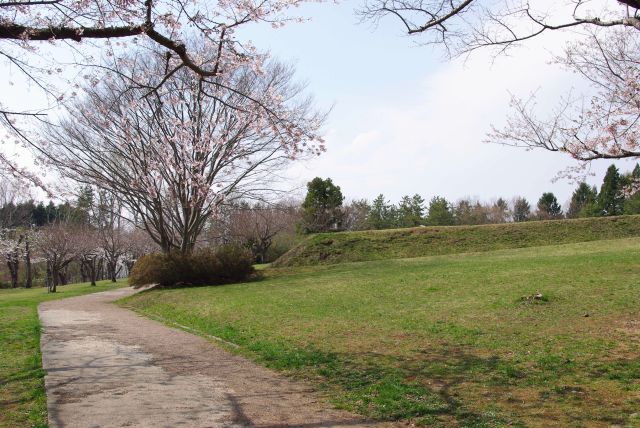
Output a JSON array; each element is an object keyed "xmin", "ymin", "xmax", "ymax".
[
  {"xmin": 121, "ymin": 238, "xmax": 640, "ymax": 427},
  {"xmin": 275, "ymin": 215, "xmax": 640, "ymax": 267},
  {"xmin": 0, "ymin": 280, "xmax": 126, "ymax": 428}
]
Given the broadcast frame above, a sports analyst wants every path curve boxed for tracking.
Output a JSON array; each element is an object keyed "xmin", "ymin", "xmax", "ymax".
[{"xmin": 39, "ymin": 287, "xmax": 391, "ymax": 428}]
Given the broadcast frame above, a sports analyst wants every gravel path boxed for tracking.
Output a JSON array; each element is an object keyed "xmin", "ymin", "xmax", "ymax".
[{"xmin": 39, "ymin": 287, "xmax": 390, "ymax": 428}]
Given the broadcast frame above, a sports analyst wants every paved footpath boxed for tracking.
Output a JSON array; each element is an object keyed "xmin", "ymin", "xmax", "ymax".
[{"xmin": 39, "ymin": 287, "xmax": 391, "ymax": 428}]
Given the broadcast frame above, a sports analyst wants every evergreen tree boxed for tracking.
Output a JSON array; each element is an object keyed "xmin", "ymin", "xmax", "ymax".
[
  {"xmin": 369, "ymin": 194, "xmax": 395, "ymax": 229},
  {"xmin": 75, "ymin": 186, "xmax": 95, "ymax": 225},
  {"xmin": 599, "ymin": 164, "xmax": 624, "ymax": 216},
  {"xmin": 411, "ymin": 194, "xmax": 425, "ymax": 220},
  {"xmin": 31, "ymin": 202, "xmax": 48, "ymax": 226},
  {"xmin": 512, "ymin": 197, "xmax": 531, "ymax": 222},
  {"xmin": 426, "ymin": 196, "xmax": 454, "ymax": 225},
  {"xmin": 489, "ymin": 198, "xmax": 510, "ymax": 223},
  {"xmin": 46, "ymin": 201, "xmax": 58, "ymax": 223},
  {"xmin": 300, "ymin": 177, "xmax": 344, "ymax": 233},
  {"xmin": 579, "ymin": 186, "xmax": 601, "ymax": 217},
  {"xmin": 536, "ymin": 192, "xmax": 563, "ymax": 220},
  {"xmin": 397, "ymin": 194, "xmax": 424, "ymax": 227},
  {"xmin": 567, "ymin": 182, "xmax": 598, "ymax": 218},
  {"xmin": 623, "ymin": 163, "xmax": 640, "ymax": 215},
  {"xmin": 397, "ymin": 195, "xmax": 413, "ymax": 228},
  {"xmin": 56, "ymin": 201, "xmax": 75, "ymax": 222},
  {"xmin": 454, "ymin": 199, "xmax": 473, "ymax": 225},
  {"xmin": 387, "ymin": 203, "xmax": 400, "ymax": 228},
  {"xmin": 623, "ymin": 193, "xmax": 640, "ymax": 215}
]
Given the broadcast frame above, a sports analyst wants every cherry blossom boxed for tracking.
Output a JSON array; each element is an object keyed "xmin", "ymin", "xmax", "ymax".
[
  {"xmin": 487, "ymin": 29, "xmax": 640, "ymax": 174},
  {"xmin": 38, "ymin": 49, "xmax": 325, "ymax": 254}
]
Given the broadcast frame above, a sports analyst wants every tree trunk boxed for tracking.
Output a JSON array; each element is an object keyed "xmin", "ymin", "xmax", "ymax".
[
  {"xmin": 89, "ymin": 258, "xmax": 97, "ymax": 286},
  {"xmin": 111, "ymin": 262, "xmax": 117, "ymax": 283},
  {"xmin": 256, "ymin": 238, "xmax": 271, "ymax": 264},
  {"xmin": 47, "ymin": 261, "xmax": 57, "ymax": 293},
  {"xmin": 80, "ymin": 259, "xmax": 89, "ymax": 283},
  {"xmin": 24, "ymin": 238, "xmax": 32, "ymax": 289},
  {"xmin": 96, "ymin": 258, "xmax": 104, "ymax": 280},
  {"xmin": 125, "ymin": 259, "xmax": 135, "ymax": 274},
  {"xmin": 58, "ymin": 267, "xmax": 68, "ymax": 286},
  {"xmin": 7, "ymin": 249, "xmax": 19, "ymax": 289}
]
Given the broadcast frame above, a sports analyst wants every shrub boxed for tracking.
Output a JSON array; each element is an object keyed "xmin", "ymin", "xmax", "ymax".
[
  {"xmin": 129, "ymin": 245, "xmax": 256, "ymax": 288},
  {"xmin": 213, "ymin": 245, "xmax": 255, "ymax": 283}
]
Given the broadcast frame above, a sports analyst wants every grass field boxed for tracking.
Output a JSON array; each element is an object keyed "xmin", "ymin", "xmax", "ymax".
[
  {"xmin": 0, "ymin": 280, "xmax": 126, "ymax": 428},
  {"xmin": 274, "ymin": 215, "xmax": 640, "ymax": 267},
  {"xmin": 122, "ymin": 238, "xmax": 640, "ymax": 427}
]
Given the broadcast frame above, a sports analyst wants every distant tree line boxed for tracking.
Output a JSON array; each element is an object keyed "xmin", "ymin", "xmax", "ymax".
[
  {"xmin": 0, "ymin": 200, "xmax": 87, "ymax": 228},
  {"xmin": 4, "ymin": 163, "xmax": 638, "ymax": 288},
  {"xmin": 300, "ymin": 165, "xmax": 640, "ymax": 232},
  {"xmin": 0, "ymin": 185, "xmax": 157, "ymax": 290}
]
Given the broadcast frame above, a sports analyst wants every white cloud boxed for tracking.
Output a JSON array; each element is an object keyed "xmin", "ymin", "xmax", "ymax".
[
  {"xmin": 349, "ymin": 130, "xmax": 382, "ymax": 153},
  {"xmin": 284, "ymin": 29, "xmax": 637, "ymax": 207}
]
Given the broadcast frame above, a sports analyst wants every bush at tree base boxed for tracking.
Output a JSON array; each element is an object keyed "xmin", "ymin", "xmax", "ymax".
[{"xmin": 129, "ymin": 245, "xmax": 257, "ymax": 288}]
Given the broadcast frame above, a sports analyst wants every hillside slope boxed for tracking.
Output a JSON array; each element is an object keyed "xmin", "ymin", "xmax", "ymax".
[{"xmin": 274, "ymin": 215, "xmax": 640, "ymax": 267}]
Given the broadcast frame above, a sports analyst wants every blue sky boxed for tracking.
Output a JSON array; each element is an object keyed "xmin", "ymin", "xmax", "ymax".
[{"xmin": 239, "ymin": 0, "xmax": 638, "ymax": 207}]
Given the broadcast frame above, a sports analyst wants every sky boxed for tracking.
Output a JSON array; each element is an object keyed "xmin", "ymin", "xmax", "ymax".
[
  {"xmin": 237, "ymin": 0, "xmax": 638, "ymax": 207},
  {"xmin": 2, "ymin": 0, "xmax": 637, "ymax": 208}
]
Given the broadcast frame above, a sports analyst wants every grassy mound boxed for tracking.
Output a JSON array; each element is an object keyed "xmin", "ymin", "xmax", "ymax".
[{"xmin": 274, "ymin": 215, "xmax": 640, "ymax": 266}]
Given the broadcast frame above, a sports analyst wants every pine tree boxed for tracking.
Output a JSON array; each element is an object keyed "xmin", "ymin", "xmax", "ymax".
[
  {"xmin": 426, "ymin": 196, "xmax": 454, "ymax": 225},
  {"xmin": 31, "ymin": 202, "xmax": 48, "ymax": 226},
  {"xmin": 454, "ymin": 199, "xmax": 473, "ymax": 225},
  {"xmin": 397, "ymin": 195, "xmax": 414, "ymax": 228},
  {"xmin": 567, "ymin": 182, "xmax": 597, "ymax": 218},
  {"xmin": 537, "ymin": 192, "xmax": 563, "ymax": 220},
  {"xmin": 369, "ymin": 194, "xmax": 393, "ymax": 229},
  {"xmin": 623, "ymin": 164, "xmax": 640, "ymax": 215},
  {"xmin": 599, "ymin": 164, "xmax": 624, "ymax": 216},
  {"xmin": 512, "ymin": 197, "xmax": 531, "ymax": 222},
  {"xmin": 411, "ymin": 194, "xmax": 425, "ymax": 221},
  {"xmin": 75, "ymin": 185, "xmax": 95, "ymax": 225},
  {"xmin": 490, "ymin": 198, "xmax": 510, "ymax": 223},
  {"xmin": 300, "ymin": 177, "xmax": 344, "ymax": 233},
  {"xmin": 397, "ymin": 194, "xmax": 424, "ymax": 227}
]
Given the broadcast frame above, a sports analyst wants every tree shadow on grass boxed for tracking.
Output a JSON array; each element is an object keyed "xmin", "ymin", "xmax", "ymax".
[{"xmin": 267, "ymin": 344, "xmax": 636, "ymax": 427}]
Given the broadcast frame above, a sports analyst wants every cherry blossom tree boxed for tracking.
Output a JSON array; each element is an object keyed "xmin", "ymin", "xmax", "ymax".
[
  {"xmin": 90, "ymin": 190, "xmax": 128, "ymax": 282},
  {"xmin": 0, "ymin": 226, "xmax": 40, "ymax": 288},
  {"xmin": 215, "ymin": 201, "xmax": 299, "ymax": 263},
  {"xmin": 360, "ymin": 0, "xmax": 640, "ymax": 56},
  {"xmin": 487, "ymin": 29, "xmax": 640, "ymax": 167},
  {"xmin": 37, "ymin": 224, "xmax": 78, "ymax": 292},
  {"xmin": 0, "ymin": 0, "xmax": 323, "ymax": 188},
  {"xmin": 74, "ymin": 226, "xmax": 101, "ymax": 285},
  {"xmin": 101, "ymin": 227, "xmax": 128, "ymax": 282},
  {"xmin": 121, "ymin": 227, "xmax": 158, "ymax": 273},
  {"xmin": 22, "ymin": 228, "xmax": 39, "ymax": 288},
  {"xmin": 38, "ymin": 50, "xmax": 325, "ymax": 254},
  {"xmin": 0, "ymin": 229, "xmax": 23, "ymax": 288},
  {"xmin": 361, "ymin": 1, "xmax": 640, "ymax": 169}
]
